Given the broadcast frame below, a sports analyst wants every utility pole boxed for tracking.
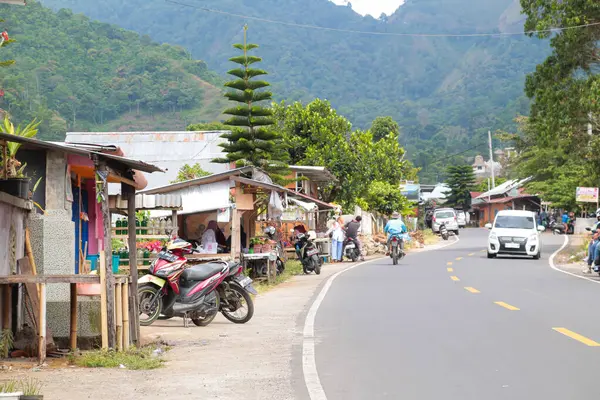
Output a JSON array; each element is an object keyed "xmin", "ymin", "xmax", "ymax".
[{"xmin": 488, "ymin": 130, "xmax": 495, "ymax": 189}]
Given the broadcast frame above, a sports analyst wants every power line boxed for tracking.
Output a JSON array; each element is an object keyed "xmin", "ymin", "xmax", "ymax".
[{"xmin": 165, "ymin": 0, "xmax": 600, "ymax": 38}]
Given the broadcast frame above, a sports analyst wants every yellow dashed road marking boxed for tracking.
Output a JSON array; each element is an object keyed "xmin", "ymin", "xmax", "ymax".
[
  {"xmin": 468, "ymin": 253, "xmax": 475, "ymax": 256},
  {"xmin": 494, "ymin": 301, "xmax": 520, "ymax": 311},
  {"xmin": 450, "ymin": 276, "xmax": 460, "ymax": 281},
  {"xmin": 447, "ymin": 267, "xmax": 454, "ymax": 272},
  {"xmin": 456, "ymin": 257, "xmax": 463, "ymax": 261},
  {"xmin": 464, "ymin": 287, "xmax": 480, "ymax": 294},
  {"xmin": 553, "ymin": 328, "xmax": 600, "ymax": 347},
  {"xmin": 447, "ymin": 262, "xmax": 453, "ymax": 266}
]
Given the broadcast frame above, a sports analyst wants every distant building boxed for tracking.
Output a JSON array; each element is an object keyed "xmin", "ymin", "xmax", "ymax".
[
  {"xmin": 472, "ymin": 154, "xmax": 502, "ymax": 179},
  {"xmin": 65, "ymin": 131, "xmax": 229, "ymax": 189}
]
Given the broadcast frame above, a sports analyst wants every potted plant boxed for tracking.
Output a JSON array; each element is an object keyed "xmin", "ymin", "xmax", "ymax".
[
  {"xmin": 18, "ymin": 378, "xmax": 42, "ymax": 400},
  {"xmin": 0, "ymin": 116, "xmax": 40, "ymax": 199},
  {"xmin": 0, "ymin": 380, "xmax": 22, "ymax": 400}
]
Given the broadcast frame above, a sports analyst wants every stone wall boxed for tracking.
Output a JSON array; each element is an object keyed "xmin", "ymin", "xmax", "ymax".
[{"xmin": 28, "ymin": 151, "xmax": 100, "ymax": 339}]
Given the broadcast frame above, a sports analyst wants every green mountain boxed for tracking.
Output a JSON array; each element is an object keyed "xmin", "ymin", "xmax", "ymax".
[
  {"xmin": 38, "ymin": 0, "xmax": 549, "ymax": 182},
  {"xmin": 0, "ymin": 1, "xmax": 226, "ymax": 140}
]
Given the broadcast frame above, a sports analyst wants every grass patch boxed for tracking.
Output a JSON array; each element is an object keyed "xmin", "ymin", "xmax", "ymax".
[
  {"xmin": 422, "ymin": 230, "xmax": 439, "ymax": 245},
  {"xmin": 255, "ymin": 259, "xmax": 304, "ymax": 294},
  {"xmin": 70, "ymin": 345, "xmax": 169, "ymax": 370},
  {"xmin": 0, "ymin": 378, "xmax": 42, "ymax": 395}
]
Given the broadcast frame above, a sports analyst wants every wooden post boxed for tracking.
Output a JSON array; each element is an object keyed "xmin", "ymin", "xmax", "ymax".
[
  {"xmin": 25, "ymin": 229, "xmax": 39, "ymax": 298},
  {"xmin": 171, "ymin": 209, "xmax": 178, "ymax": 237},
  {"xmin": 69, "ymin": 283, "xmax": 78, "ymax": 351},
  {"xmin": 122, "ymin": 280, "xmax": 130, "ymax": 350},
  {"xmin": 124, "ymin": 184, "xmax": 140, "ymax": 345},
  {"xmin": 99, "ymin": 251, "xmax": 108, "ymax": 349},
  {"xmin": 38, "ymin": 283, "xmax": 46, "ymax": 364},
  {"xmin": 115, "ymin": 282, "xmax": 123, "ymax": 352},
  {"xmin": 1, "ymin": 285, "xmax": 9, "ymax": 330},
  {"xmin": 97, "ymin": 162, "xmax": 116, "ymax": 349}
]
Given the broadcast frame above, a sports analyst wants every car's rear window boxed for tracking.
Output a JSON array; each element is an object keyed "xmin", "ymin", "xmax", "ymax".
[
  {"xmin": 494, "ymin": 215, "xmax": 534, "ymax": 229},
  {"xmin": 435, "ymin": 211, "xmax": 454, "ymax": 219}
]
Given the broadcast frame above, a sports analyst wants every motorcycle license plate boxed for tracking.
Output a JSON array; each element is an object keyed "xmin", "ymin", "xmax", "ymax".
[
  {"xmin": 345, "ymin": 244, "xmax": 355, "ymax": 249},
  {"xmin": 391, "ymin": 241, "xmax": 398, "ymax": 247},
  {"xmin": 158, "ymin": 251, "xmax": 178, "ymax": 262},
  {"xmin": 307, "ymin": 249, "xmax": 319, "ymax": 256},
  {"xmin": 236, "ymin": 275, "xmax": 253, "ymax": 288}
]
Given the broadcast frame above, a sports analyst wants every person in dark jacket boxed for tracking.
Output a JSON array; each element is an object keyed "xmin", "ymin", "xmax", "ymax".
[{"xmin": 344, "ymin": 216, "xmax": 364, "ymax": 261}]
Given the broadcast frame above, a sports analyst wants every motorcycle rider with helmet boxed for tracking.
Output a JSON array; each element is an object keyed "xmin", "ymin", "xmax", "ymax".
[{"xmin": 384, "ymin": 211, "xmax": 407, "ymax": 255}]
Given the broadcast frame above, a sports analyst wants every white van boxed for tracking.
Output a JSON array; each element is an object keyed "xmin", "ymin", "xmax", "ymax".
[{"xmin": 486, "ymin": 210, "xmax": 545, "ymax": 259}]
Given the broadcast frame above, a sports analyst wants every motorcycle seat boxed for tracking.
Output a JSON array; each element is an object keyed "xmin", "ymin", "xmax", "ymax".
[{"xmin": 182, "ymin": 263, "xmax": 223, "ymax": 281}]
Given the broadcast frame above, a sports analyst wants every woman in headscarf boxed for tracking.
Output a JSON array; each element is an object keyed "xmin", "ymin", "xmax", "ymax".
[
  {"xmin": 326, "ymin": 216, "xmax": 345, "ymax": 262},
  {"xmin": 203, "ymin": 220, "xmax": 227, "ymax": 247}
]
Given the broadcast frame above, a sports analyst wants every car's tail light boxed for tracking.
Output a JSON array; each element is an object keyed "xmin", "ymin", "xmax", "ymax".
[{"xmin": 392, "ymin": 237, "xmax": 398, "ymax": 242}]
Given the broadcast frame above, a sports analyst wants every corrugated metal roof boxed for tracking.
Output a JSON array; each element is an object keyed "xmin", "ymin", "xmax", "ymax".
[
  {"xmin": 65, "ymin": 131, "xmax": 229, "ymax": 189},
  {"xmin": 111, "ymin": 194, "xmax": 183, "ymax": 210},
  {"xmin": 0, "ymin": 132, "xmax": 162, "ymax": 173}
]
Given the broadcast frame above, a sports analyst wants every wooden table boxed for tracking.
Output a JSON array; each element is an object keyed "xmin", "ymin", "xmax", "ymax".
[{"xmin": 241, "ymin": 252, "xmax": 277, "ymax": 282}]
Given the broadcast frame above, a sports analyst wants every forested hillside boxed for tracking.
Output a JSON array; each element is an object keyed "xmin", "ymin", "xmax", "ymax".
[
  {"xmin": 0, "ymin": 1, "xmax": 225, "ymax": 140},
  {"xmin": 40, "ymin": 0, "xmax": 550, "ymax": 182}
]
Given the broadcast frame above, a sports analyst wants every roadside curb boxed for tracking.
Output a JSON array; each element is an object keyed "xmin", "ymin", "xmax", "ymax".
[{"xmin": 549, "ymin": 235, "xmax": 600, "ymax": 285}]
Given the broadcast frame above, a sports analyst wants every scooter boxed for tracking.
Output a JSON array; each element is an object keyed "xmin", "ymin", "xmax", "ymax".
[
  {"xmin": 138, "ymin": 238, "xmax": 256, "ymax": 327},
  {"xmin": 389, "ymin": 233, "xmax": 405, "ymax": 265},
  {"xmin": 439, "ymin": 223, "xmax": 449, "ymax": 241},
  {"xmin": 343, "ymin": 237, "xmax": 361, "ymax": 262},
  {"xmin": 549, "ymin": 220, "xmax": 566, "ymax": 235},
  {"xmin": 294, "ymin": 231, "xmax": 322, "ymax": 274}
]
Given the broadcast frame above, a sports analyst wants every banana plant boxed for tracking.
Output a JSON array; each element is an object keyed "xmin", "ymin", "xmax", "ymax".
[{"xmin": 0, "ymin": 116, "xmax": 40, "ymax": 178}]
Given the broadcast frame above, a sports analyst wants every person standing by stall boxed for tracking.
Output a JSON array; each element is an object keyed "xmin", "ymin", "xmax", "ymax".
[{"xmin": 327, "ymin": 217, "xmax": 345, "ymax": 262}]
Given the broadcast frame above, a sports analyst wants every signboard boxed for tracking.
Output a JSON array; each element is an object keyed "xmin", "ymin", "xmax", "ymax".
[{"xmin": 576, "ymin": 187, "xmax": 599, "ymax": 203}]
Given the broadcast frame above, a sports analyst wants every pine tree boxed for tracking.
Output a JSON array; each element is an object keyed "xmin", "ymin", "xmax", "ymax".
[
  {"xmin": 214, "ymin": 25, "xmax": 288, "ymax": 181},
  {"xmin": 445, "ymin": 165, "xmax": 475, "ymax": 210}
]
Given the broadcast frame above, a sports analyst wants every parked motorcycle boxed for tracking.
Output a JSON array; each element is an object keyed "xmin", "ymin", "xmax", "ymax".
[
  {"xmin": 138, "ymin": 238, "xmax": 256, "ymax": 327},
  {"xmin": 389, "ymin": 233, "xmax": 405, "ymax": 265},
  {"xmin": 439, "ymin": 223, "xmax": 449, "ymax": 241},
  {"xmin": 343, "ymin": 237, "xmax": 361, "ymax": 262},
  {"xmin": 549, "ymin": 220, "xmax": 566, "ymax": 235},
  {"xmin": 294, "ymin": 231, "xmax": 322, "ymax": 274}
]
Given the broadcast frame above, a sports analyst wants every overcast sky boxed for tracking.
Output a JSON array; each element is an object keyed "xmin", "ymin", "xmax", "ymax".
[{"xmin": 329, "ymin": 0, "xmax": 405, "ymax": 17}]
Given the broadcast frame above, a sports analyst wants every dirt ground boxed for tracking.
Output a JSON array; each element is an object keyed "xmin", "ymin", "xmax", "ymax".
[{"xmin": 0, "ymin": 237, "xmax": 449, "ymax": 400}]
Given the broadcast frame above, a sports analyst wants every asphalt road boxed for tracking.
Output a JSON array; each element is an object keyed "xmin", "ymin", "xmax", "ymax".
[{"xmin": 308, "ymin": 229, "xmax": 600, "ymax": 400}]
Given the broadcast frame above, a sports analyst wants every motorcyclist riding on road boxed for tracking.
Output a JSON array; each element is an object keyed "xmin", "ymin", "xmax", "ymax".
[{"xmin": 385, "ymin": 211, "xmax": 407, "ymax": 254}]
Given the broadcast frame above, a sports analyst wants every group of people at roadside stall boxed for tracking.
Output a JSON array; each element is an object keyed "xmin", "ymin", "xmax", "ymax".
[
  {"xmin": 325, "ymin": 215, "xmax": 365, "ymax": 263},
  {"xmin": 585, "ymin": 215, "xmax": 600, "ymax": 274}
]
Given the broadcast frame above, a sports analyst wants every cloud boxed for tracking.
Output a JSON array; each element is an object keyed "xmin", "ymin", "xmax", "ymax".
[{"xmin": 330, "ymin": 0, "xmax": 404, "ymax": 17}]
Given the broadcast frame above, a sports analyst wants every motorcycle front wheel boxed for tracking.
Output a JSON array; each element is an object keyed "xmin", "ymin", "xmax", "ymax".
[
  {"xmin": 138, "ymin": 284, "xmax": 163, "ymax": 326},
  {"xmin": 221, "ymin": 284, "xmax": 254, "ymax": 324},
  {"xmin": 312, "ymin": 255, "xmax": 321, "ymax": 275}
]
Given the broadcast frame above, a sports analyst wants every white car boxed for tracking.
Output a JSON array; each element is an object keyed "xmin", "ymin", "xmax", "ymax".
[
  {"xmin": 456, "ymin": 210, "xmax": 466, "ymax": 228},
  {"xmin": 486, "ymin": 210, "xmax": 544, "ymax": 259},
  {"xmin": 432, "ymin": 208, "xmax": 459, "ymax": 235}
]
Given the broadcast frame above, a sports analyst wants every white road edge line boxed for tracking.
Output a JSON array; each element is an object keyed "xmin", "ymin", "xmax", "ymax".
[
  {"xmin": 302, "ymin": 235, "xmax": 460, "ymax": 400},
  {"xmin": 549, "ymin": 234, "xmax": 600, "ymax": 285}
]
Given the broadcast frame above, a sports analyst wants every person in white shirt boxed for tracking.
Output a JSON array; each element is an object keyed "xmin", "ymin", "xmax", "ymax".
[{"xmin": 326, "ymin": 216, "xmax": 345, "ymax": 262}]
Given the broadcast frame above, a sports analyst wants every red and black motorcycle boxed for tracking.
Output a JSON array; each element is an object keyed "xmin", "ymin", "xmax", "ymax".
[{"xmin": 138, "ymin": 238, "xmax": 256, "ymax": 327}]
